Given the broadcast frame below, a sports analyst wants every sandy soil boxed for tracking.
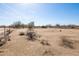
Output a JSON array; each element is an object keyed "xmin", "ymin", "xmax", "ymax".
[{"xmin": 0, "ymin": 28, "xmax": 79, "ymax": 56}]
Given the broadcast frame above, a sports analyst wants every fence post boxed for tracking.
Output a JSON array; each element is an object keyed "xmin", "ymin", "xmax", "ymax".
[
  {"xmin": 4, "ymin": 26, "xmax": 6, "ymax": 40},
  {"xmin": 8, "ymin": 26, "xmax": 10, "ymax": 41}
]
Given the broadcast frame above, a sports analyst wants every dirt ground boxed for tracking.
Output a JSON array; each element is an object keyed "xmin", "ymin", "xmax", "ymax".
[{"xmin": 0, "ymin": 28, "xmax": 79, "ymax": 56}]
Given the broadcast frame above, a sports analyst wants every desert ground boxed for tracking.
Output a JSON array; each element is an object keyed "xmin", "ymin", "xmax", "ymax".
[{"xmin": 0, "ymin": 28, "xmax": 79, "ymax": 56}]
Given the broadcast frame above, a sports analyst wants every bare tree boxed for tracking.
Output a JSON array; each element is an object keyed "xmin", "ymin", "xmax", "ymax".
[{"xmin": 27, "ymin": 21, "xmax": 34, "ymax": 31}]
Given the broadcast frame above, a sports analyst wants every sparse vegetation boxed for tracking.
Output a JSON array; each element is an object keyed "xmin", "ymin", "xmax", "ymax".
[
  {"xmin": 19, "ymin": 32, "xmax": 25, "ymax": 36},
  {"xmin": 0, "ymin": 26, "xmax": 13, "ymax": 47},
  {"xmin": 41, "ymin": 26, "xmax": 47, "ymax": 28},
  {"xmin": 0, "ymin": 21, "xmax": 79, "ymax": 55},
  {"xmin": 60, "ymin": 36, "xmax": 74, "ymax": 49},
  {"xmin": 26, "ymin": 31, "xmax": 37, "ymax": 41},
  {"xmin": 40, "ymin": 40, "xmax": 50, "ymax": 46},
  {"xmin": 11, "ymin": 21, "xmax": 26, "ymax": 28},
  {"xmin": 0, "ymin": 37, "xmax": 6, "ymax": 46},
  {"xmin": 43, "ymin": 50, "xmax": 54, "ymax": 56},
  {"xmin": 26, "ymin": 21, "xmax": 38, "ymax": 41}
]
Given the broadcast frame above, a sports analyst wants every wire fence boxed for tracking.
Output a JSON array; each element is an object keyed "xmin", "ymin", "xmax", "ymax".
[{"xmin": 0, "ymin": 26, "xmax": 11, "ymax": 46}]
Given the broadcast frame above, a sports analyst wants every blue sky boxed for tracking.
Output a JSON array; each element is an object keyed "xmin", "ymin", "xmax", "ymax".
[{"xmin": 0, "ymin": 3, "xmax": 79, "ymax": 26}]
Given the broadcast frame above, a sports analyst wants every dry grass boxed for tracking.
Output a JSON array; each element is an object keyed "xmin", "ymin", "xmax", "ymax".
[
  {"xmin": 59, "ymin": 35, "xmax": 79, "ymax": 50},
  {"xmin": 0, "ymin": 28, "xmax": 79, "ymax": 56},
  {"xmin": 43, "ymin": 50, "xmax": 55, "ymax": 56},
  {"xmin": 60, "ymin": 36, "xmax": 74, "ymax": 49},
  {"xmin": 40, "ymin": 40, "xmax": 50, "ymax": 46}
]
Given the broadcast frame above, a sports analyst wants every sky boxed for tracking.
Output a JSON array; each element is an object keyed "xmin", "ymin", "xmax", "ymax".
[{"xmin": 0, "ymin": 3, "xmax": 79, "ymax": 26}]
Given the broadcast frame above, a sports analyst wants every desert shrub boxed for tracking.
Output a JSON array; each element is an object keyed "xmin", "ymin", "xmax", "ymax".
[
  {"xmin": 19, "ymin": 32, "xmax": 25, "ymax": 36},
  {"xmin": 43, "ymin": 50, "xmax": 54, "ymax": 56},
  {"xmin": 40, "ymin": 40, "xmax": 50, "ymax": 46},
  {"xmin": 59, "ymin": 30, "xmax": 62, "ymax": 32},
  {"xmin": 26, "ymin": 31, "xmax": 37, "ymax": 41},
  {"xmin": 11, "ymin": 21, "xmax": 26, "ymax": 28},
  {"xmin": 0, "ymin": 37, "xmax": 7, "ymax": 47},
  {"xmin": 56, "ymin": 24, "xmax": 60, "ymax": 28},
  {"xmin": 41, "ymin": 26, "xmax": 47, "ymax": 28},
  {"xmin": 0, "ymin": 50, "xmax": 4, "ymax": 53},
  {"xmin": 26, "ymin": 21, "xmax": 41, "ymax": 41},
  {"xmin": 26, "ymin": 21, "xmax": 38, "ymax": 41},
  {"xmin": 46, "ymin": 24, "xmax": 52, "ymax": 28},
  {"xmin": 8, "ymin": 38, "xmax": 11, "ymax": 41},
  {"xmin": 13, "ymin": 21, "xmax": 21, "ymax": 28},
  {"xmin": 60, "ymin": 36, "xmax": 74, "ymax": 49},
  {"xmin": 6, "ymin": 29, "xmax": 12, "ymax": 34}
]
